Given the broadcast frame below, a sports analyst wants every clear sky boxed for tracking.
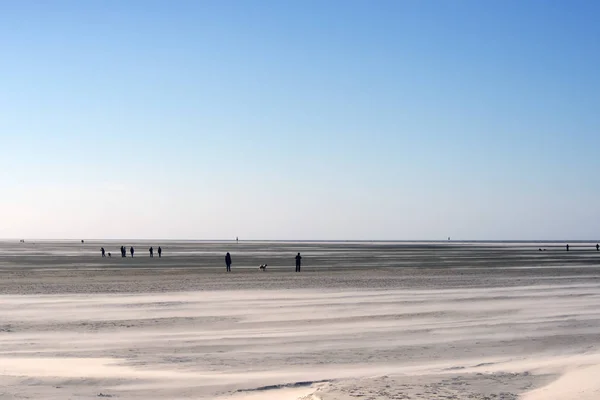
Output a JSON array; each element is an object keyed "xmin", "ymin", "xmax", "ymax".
[{"xmin": 1, "ymin": 0, "xmax": 599, "ymax": 241}]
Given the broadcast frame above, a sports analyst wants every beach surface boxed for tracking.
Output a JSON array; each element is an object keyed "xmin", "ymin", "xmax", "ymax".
[{"xmin": 1, "ymin": 240, "xmax": 600, "ymax": 399}]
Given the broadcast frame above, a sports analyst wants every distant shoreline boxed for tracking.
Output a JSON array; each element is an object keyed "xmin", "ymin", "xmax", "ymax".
[{"xmin": 1, "ymin": 239, "xmax": 598, "ymax": 244}]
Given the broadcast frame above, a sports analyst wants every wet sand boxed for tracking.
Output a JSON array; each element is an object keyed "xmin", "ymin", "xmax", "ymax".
[{"xmin": 1, "ymin": 241, "xmax": 600, "ymax": 399}]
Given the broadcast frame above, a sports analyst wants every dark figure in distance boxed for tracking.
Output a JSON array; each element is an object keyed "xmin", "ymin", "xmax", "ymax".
[
  {"xmin": 295, "ymin": 252, "xmax": 302, "ymax": 272},
  {"xmin": 149, "ymin": 247, "xmax": 154, "ymax": 257},
  {"xmin": 130, "ymin": 247, "xmax": 135, "ymax": 257},
  {"xmin": 566, "ymin": 244, "xmax": 570, "ymax": 251},
  {"xmin": 158, "ymin": 247, "xmax": 162, "ymax": 257},
  {"xmin": 225, "ymin": 252, "xmax": 232, "ymax": 272},
  {"xmin": 120, "ymin": 246, "xmax": 125, "ymax": 257},
  {"xmin": 101, "ymin": 247, "xmax": 105, "ymax": 257},
  {"xmin": 597, "ymin": 244, "xmax": 599, "ymax": 251}
]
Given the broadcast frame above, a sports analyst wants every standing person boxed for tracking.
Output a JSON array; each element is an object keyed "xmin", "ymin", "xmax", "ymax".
[
  {"xmin": 158, "ymin": 246, "xmax": 162, "ymax": 258},
  {"xmin": 121, "ymin": 246, "xmax": 125, "ymax": 257},
  {"xmin": 149, "ymin": 247, "xmax": 154, "ymax": 257},
  {"xmin": 101, "ymin": 247, "xmax": 105, "ymax": 257},
  {"xmin": 295, "ymin": 252, "xmax": 302, "ymax": 272},
  {"xmin": 566, "ymin": 244, "xmax": 570, "ymax": 252},
  {"xmin": 130, "ymin": 246, "xmax": 135, "ymax": 257},
  {"xmin": 225, "ymin": 252, "xmax": 232, "ymax": 272},
  {"xmin": 596, "ymin": 244, "xmax": 599, "ymax": 251}
]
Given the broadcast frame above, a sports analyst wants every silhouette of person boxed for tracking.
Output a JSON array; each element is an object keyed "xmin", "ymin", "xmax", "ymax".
[
  {"xmin": 130, "ymin": 247, "xmax": 135, "ymax": 257},
  {"xmin": 597, "ymin": 244, "xmax": 599, "ymax": 252},
  {"xmin": 158, "ymin": 247, "xmax": 162, "ymax": 258},
  {"xmin": 149, "ymin": 247, "xmax": 154, "ymax": 257},
  {"xmin": 225, "ymin": 252, "xmax": 232, "ymax": 272},
  {"xmin": 121, "ymin": 246, "xmax": 125, "ymax": 257},
  {"xmin": 566, "ymin": 244, "xmax": 570, "ymax": 252},
  {"xmin": 295, "ymin": 252, "xmax": 302, "ymax": 272},
  {"xmin": 101, "ymin": 247, "xmax": 105, "ymax": 257}
]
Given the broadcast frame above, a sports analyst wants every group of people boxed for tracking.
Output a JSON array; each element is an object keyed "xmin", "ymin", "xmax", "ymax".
[
  {"xmin": 225, "ymin": 252, "xmax": 303, "ymax": 272},
  {"xmin": 100, "ymin": 246, "xmax": 162, "ymax": 258},
  {"xmin": 99, "ymin": 247, "xmax": 303, "ymax": 271},
  {"xmin": 562, "ymin": 244, "xmax": 599, "ymax": 252}
]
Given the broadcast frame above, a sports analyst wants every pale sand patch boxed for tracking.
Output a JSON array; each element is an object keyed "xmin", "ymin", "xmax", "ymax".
[
  {"xmin": 219, "ymin": 387, "xmax": 317, "ymax": 400},
  {"xmin": 522, "ymin": 364, "xmax": 600, "ymax": 400}
]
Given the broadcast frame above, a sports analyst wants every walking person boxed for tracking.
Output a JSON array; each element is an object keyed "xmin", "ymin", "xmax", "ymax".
[
  {"xmin": 121, "ymin": 246, "xmax": 126, "ymax": 258},
  {"xmin": 596, "ymin": 244, "xmax": 599, "ymax": 252},
  {"xmin": 158, "ymin": 246, "xmax": 162, "ymax": 258},
  {"xmin": 149, "ymin": 247, "xmax": 154, "ymax": 257},
  {"xmin": 130, "ymin": 246, "xmax": 135, "ymax": 257},
  {"xmin": 225, "ymin": 252, "xmax": 232, "ymax": 272},
  {"xmin": 295, "ymin": 252, "xmax": 302, "ymax": 272},
  {"xmin": 101, "ymin": 247, "xmax": 105, "ymax": 258},
  {"xmin": 566, "ymin": 244, "xmax": 570, "ymax": 252}
]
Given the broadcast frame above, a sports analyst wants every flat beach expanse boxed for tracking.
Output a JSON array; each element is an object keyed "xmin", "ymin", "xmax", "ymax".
[{"xmin": 1, "ymin": 240, "xmax": 600, "ymax": 399}]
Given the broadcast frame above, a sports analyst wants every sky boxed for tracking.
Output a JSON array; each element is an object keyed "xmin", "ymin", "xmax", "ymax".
[{"xmin": 1, "ymin": 0, "xmax": 599, "ymax": 241}]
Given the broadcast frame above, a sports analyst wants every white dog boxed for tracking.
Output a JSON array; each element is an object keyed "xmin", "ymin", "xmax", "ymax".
[{"xmin": 259, "ymin": 264, "xmax": 267, "ymax": 271}]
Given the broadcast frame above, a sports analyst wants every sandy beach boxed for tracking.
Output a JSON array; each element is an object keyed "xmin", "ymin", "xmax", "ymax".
[{"xmin": 1, "ymin": 240, "xmax": 600, "ymax": 399}]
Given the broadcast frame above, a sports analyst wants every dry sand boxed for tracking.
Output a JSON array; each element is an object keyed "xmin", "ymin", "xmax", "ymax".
[{"xmin": 1, "ymin": 240, "xmax": 600, "ymax": 399}]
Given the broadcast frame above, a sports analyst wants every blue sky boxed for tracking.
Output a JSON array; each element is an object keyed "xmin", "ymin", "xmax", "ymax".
[{"xmin": 1, "ymin": 0, "xmax": 599, "ymax": 240}]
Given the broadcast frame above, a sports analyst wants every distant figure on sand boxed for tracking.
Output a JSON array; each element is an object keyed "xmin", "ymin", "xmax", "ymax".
[
  {"xmin": 158, "ymin": 247, "xmax": 162, "ymax": 258},
  {"xmin": 597, "ymin": 244, "xmax": 599, "ymax": 251},
  {"xmin": 130, "ymin": 247, "xmax": 135, "ymax": 257},
  {"xmin": 149, "ymin": 247, "xmax": 154, "ymax": 257},
  {"xmin": 120, "ymin": 246, "xmax": 126, "ymax": 258},
  {"xmin": 566, "ymin": 244, "xmax": 570, "ymax": 251},
  {"xmin": 108, "ymin": 252, "xmax": 112, "ymax": 257},
  {"xmin": 295, "ymin": 253, "xmax": 302, "ymax": 272},
  {"xmin": 236, "ymin": 237, "xmax": 238, "ymax": 244},
  {"xmin": 225, "ymin": 252, "xmax": 232, "ymax": 272},
  {"xmin": 101, "ymin": 247, "xmax": 105, "ymax": 257}
]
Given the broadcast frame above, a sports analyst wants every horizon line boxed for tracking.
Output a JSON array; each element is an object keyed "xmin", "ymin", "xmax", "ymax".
[{"xmin": 1, "ymin": 238, "xmax": 599, "ymax": 243}]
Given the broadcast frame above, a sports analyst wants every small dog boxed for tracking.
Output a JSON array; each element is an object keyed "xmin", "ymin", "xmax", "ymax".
[
  {"xmin": 259, "ymin": 264, "xmax": 267, "ymax": 271},
  {"xmin": 108, "ymin": 253, "xmax": 112, "ymax": 257}
]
